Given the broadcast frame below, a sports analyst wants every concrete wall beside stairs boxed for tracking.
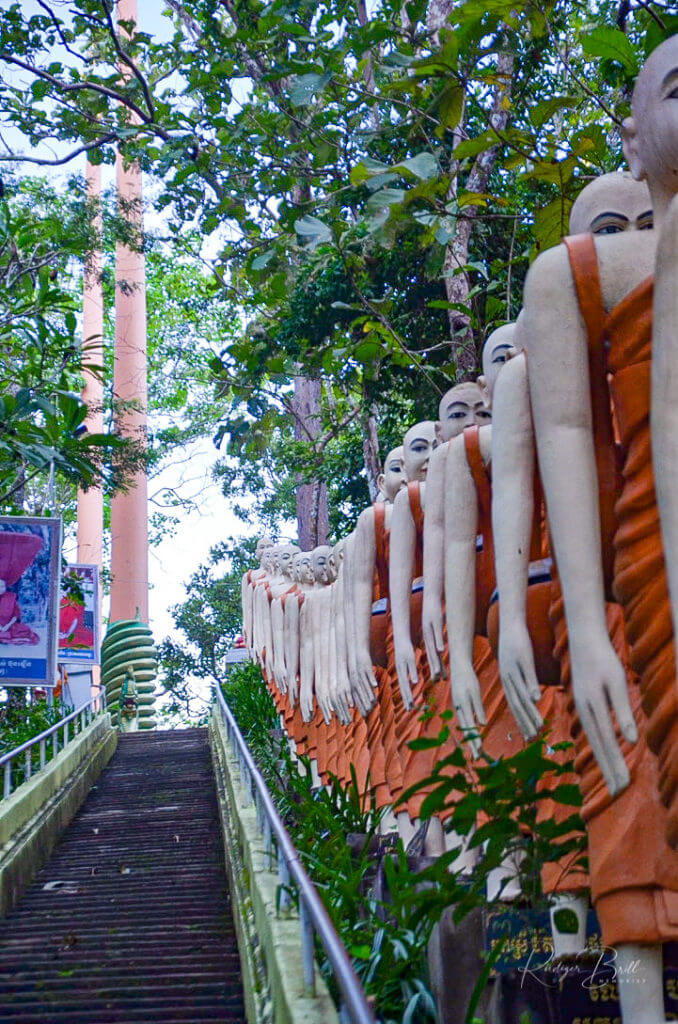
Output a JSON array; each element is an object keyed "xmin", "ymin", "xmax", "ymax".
[{"xmin": 0, "ymin": 713, "xmax": 117, "ymax": 916}]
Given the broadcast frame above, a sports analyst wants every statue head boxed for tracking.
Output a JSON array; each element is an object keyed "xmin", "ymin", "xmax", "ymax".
[
  {"xmin": 436, "ymin": 381, "xmax": 490, "ymax": 444},
  {"xmin": 277, "ymin": 543, "xmax": 300, "ymax": 580},
  {"xmin": 329, "ymin": 538, "xmax": 346, "ymax": 578},
  {"xmin": 623, "ymin": 35, "xmax": 678, "ymax": 202},
  {"xmin": 255, "ymin": 535, "xmax": 274, "ymax": 562},
  {"xmin": 312, "ymin": 545, "xmax": 335, "ymax": 584},
  {"xmin": 261, "ymin": 545, "xmax": 277, "ymax": 574},
  {"xmin": 376, "ymin": 446, "xmax": 406, "ymax": 503},
  {"xmin": 402, "ymin": 421, "xmax": 437, "ymax": 482},
  {"xmin": 294, "ymin": 551, "xmax": 314, "ymax": 585},
  {"xmin": 569, "ymin": 171, "xmax": 652, "ymax": 235},
  {"xmin": 477, "ymin": 324, "xmax": 516, "ymax": 404}
]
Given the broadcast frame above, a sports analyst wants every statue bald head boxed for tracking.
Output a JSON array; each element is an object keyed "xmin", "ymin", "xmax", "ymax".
[
  {"xmin": 277, "ymin": 543, "xmax": 300, "ymax": 579},
  {"xmin": 436, "ymin": 380, "xmax": 489, "ymax": 443},
  {"xmin": 402, "ymin": 421, "xmax": 437, "ymax": 482},
  {"xmin": 480, "ymin": 324, "xmax": 516, "ymax": 403},
  {"xmin": 312, "ymin": 545, "xmax": 334, "ymax": 584},
  {"xmin": 569, "ymin": 172, "xmax": 652, "ymax": 235},
  {"xmin": 255, "ymin": 535, "xmax": 274, "ymax": 561},
  {"xmin": 623, "ymin": 35, "xmax": 678, "ymax": 198},
  {"xmin": 377, "ymin": 446, "xmax": 406, "ymax": 502}
]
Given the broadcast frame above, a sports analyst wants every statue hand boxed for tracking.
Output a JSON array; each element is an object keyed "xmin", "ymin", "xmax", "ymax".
[
  {"xmin": 498, "ymin": 620, "xmax": 543, "ymax": 740},
  {"xmin": 318, "ymin": 687, "xmax": 333, "ymax": 725},
  {"xmin": 422, "ymin": 596, "xmax": 445, "ymax": 681},
  {"xmin": 570, "ymin": 638, "xmax": 637, "ymax": 795},
  {"xmin": 300, "ymin": 683, "xmax": 314, "ymax": 723},
  {"xmin": 450, "ymin": 661, "xmax": 485, "ymax": 757},
  {"xmin": 394, "ymin": 641, "xmax": 417, "ymax": 710},
  {"xmin": 288, "ymin": 671, "xmax": 299, "ymax": 705},
  {"xmin": 353, "ymin": 653, "xmax": 377, "ymax": 715},
  {"xmin": 331, "ymin": 669, "xmax": 353, "ymax": 725}
]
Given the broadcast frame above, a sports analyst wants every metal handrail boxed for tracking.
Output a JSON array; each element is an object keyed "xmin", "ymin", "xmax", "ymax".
[
  {"xmin": 214, "ymin": 685, "xmax": 376, "ymax": 1024},
  {"xmin": 0, "ymin": 691, "xmax": 107, "ymax": 801}
]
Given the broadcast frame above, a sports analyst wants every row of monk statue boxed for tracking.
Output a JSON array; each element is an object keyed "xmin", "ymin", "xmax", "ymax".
[{"xmin": 242, "ymin": 36, "xmax": 678, "ymax": 1023}]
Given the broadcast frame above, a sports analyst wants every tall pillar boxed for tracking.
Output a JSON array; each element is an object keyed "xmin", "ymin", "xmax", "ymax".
[
  {"xmin": 77, "ymin": 159, "xmax": 104, "ymax": 574},
  {"xmin": 109, "ymin": 0, "xmax": 149, "ymax": 624}
]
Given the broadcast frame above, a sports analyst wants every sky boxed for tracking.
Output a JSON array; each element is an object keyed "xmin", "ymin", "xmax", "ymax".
[{"xmin": 5, "ymin": 2, "xmax": 262, "ymax": 660}]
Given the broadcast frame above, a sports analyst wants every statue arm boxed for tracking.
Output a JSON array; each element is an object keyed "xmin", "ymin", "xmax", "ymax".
[
  {"xmin": 331, "ymin": 570, "xmax": 353, "ymax": 724},
  {"xmin": 422, "ymin": 444, "xmax": 446, "ymax": 679},
  {"xmin": 299, "ymin": 598, "xmax": 315, "ymax": 722},
  {"xmin": 352, "ymin": 508, "xmax": 379, "ymax": 712},
  {"xmin": 271, "ymin": 597, "xmax": 287, "ymax": 692},
  {"xmin": 284, "ymin": 595, "xmax": 300, "ymax": 704},
  {"xmin": 444, "ymin": 435, "xmax": 485, "ymax": 753},
  {"xmin": 242, "ymin": 574, "xmax": 252, "ymax": 651},
  {"xmin": 313, "ymin": 589, "xmax": 332, "ymax": 722},
  {"xmin": 492, "ymin": 352, "xmax": 543, "ymax": 739},
  {"xmin": 389, "ymin": 487, "xmax": 418, "ymax": 709},
  {"xmin": 524, "ymin": 248, "xmax": 636, "ymax": 793},
  {"xmin": 342, "ymin": 532, "xmax": 361, "ymax": 696}
]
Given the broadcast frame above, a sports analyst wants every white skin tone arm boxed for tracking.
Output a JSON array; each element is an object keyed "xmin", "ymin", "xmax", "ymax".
[
  {"xmin": 284, "ymin": 592, "xmax": 300, "ymax": 704},
  {"xmin": 242, "ymin": 574, "xmax": 252, "ymax": 650},
  {"xmin": 271, "ymin": 595, "xmax": 287, "ymax": 692},
  {"xmin": 263, "ymin": 585, "xmax": 275, "ymax": 678},
  {"xmin": 523, "ymin": 246, "xmax": 636, "ymax": 794},
  {"xmin": 351, "ymin": 507, "xmax": 380, "ymax": 713},
  {"xmin": 252, "ymin": 583, "xmax": 265, "ymax": 665},
  {"xmin": 652, "ymin": 195, "xmax": 678, "ymax": 695},
  {"xmin": 341, "ymin": 532, "xmax": 362, "ymax": 697},
  {"xmin": 389, "ymin": 486, "xmax": 420, "ymax": 709},
  {"xmin": 299, "ymin": 595, "xmax": 315, "ymax": 722},
  {"xmin": 331, "ymin": 563, "xmax": 353, "ymax": 724},
  {"xmin": 444, "ymin": 433, "xmax": 486, "ymax": 755},
  {"xmin": 422, "ymin": 443, "xmax": 447, "ymax": 680},
  {"xmin": 312, "ymin": 585, "xmax": 333, "ymax": 723},
  {"xmin": 492, "ymin": 352, "xmax": 544, "ymax": 738}
]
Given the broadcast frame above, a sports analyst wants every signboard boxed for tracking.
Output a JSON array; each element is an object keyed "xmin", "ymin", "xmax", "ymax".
[
  {"xmin": 0, "ymin": 517, "xmax": 61, "ymax": 687},
  {"xmin": 58, "ymin": 564, "xmax": 99, "ymax": 665}
]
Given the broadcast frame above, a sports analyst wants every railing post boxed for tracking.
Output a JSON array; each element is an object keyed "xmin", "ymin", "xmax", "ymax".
[
  {"xmin": 39, "ymin": 738, "xmax": 46, "ymax": 770},
  {"xmin": 278, "ymin": 855, "xmax": 291, "ymax": 912},
  {"xmin": 3, "ymin": 760, "xmax": 11, "ymax": 799},
  {"xmin": 25, "ymin": 748, "xmax": 31, "ymax": 782},
  {"xmin": 299, "ymin": 897, "xmax": 316, "ymax": 997},
  {"xmin": 63, "ymin": 720, "xmax": 68, "ymax": 747},
  {"xmin": 52, "ymin": 732, "xmax": 58, "ymax": 758}
]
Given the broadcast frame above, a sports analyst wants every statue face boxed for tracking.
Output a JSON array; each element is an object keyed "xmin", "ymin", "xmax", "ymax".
[
  {"xmin": 278, "ymin": 545, "xmax": 300, "ymax": 579},
  {"xmin": 481, "ymin": 324, "xmax": 516, "ymax": 403},
  {"xmin": 437, "ymin": 382, "xmax": 490, "ymax": 443},
  {"xmin": 255, "ymin": 535, "xmax": 274, "ymax": 562},
  {"xmin": 402, "ymin": 421, "xmax": 437, "ymax": 481},
  {"xmin": 312, "ymin": 545, "xmax": 334, "ymax": 584},
  {"xmin": 569, "ymin": 172, "xmax": 652, "ymax": 235},
  {"xmin": 294, "ymin": 553, "xmax": 314, "ymax": 585},
  {"xmin": 624, "ymin": 35, "xmax": 678, "ymax": 195},
  {"xmin": 261, "ymin": 547, "xmax": 275, "ymax": 574},
  {"xmin": 377, "ymin": 446, "xmax": 406, "ymax": 502}
]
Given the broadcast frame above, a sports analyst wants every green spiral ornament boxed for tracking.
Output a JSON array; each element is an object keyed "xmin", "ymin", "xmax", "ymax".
[{"xmin": 101, "ymin": 618, "xmax": 157, "ymax": 731}]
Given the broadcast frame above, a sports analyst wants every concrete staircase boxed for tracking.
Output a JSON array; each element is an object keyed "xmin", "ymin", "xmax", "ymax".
[{"xmin": 0, "ymin": 729, "xmax": 246, "ymax": 1023}]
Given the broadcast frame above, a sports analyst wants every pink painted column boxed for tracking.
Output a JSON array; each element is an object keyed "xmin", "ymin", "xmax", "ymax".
[{"xmin": 109, "ymin": 0, "xmax": 149, "ymax": 624}]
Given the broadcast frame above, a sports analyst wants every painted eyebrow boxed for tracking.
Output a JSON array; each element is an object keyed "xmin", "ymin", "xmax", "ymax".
[
  {"xmin": 446, "ymin": 401, "xmax": 470, "ymax": 412},
  {"xmin": 491, "ymin": 343, "xmax": 512, "ymax": 355},
  {"xmin": 408, "ymin": 437, "xmax": 430, "ymax": 446},
  {"xmin": 638, "ymin": 209, "xmax": 653, "ymax": 220},
  {"xmin": 589, "ymin": 212, "xmax": 629, "ymax": 228}
]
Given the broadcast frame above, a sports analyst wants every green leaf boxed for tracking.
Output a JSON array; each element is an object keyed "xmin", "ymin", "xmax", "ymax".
[
  {"xmin": 397, "ymin": 152, "xmax": 438, "ymax": 181},
  {"xmin": 294, "ymin": 215, "xmax": 332, "ymax": 245},
  {"xmin": 582, "ymin": 26, "xmax": 639, "ymax": 76},
  {"xmin": 288, "ymin": 71, "xmax": 332, "ymax": 107}
]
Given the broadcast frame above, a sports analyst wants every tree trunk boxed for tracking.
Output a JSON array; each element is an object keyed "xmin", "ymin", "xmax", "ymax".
[
  {"xmin": 362, "ymin": 405, "xmax": 381, "ymax": 502},
  {"xmin": 293, "ymin": 375, "xmax": 329, "ymax": 549}
]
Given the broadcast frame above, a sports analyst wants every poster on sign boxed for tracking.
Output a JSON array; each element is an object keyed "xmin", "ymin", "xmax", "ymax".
[
  {"xmin": 58, "ymin": 564, "xmax": 99, "ymax": 665},
  {"xmin": 0, "ymin": 517, "xmax": 61, "ymax": 687}
]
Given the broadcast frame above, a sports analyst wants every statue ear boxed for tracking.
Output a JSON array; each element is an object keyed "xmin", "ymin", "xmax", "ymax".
[
  {"xmin": 377, "ymin": 472, "xmax": 386, "ymax": 492},
  {"xmin": 622, "ymin": 117, "xmax": 647, "ymax": 181},
  {"xmin": 434, "ymin": 420, "xmax": 444, "ymax": 443},
  {"xmin": 477, "ymin": 374, "xmax": 487, "ymax": 389}
]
